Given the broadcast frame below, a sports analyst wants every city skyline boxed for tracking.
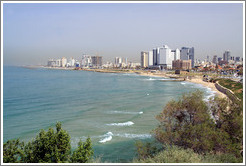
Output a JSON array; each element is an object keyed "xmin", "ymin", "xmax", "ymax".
[{"xmin": 3, "ymin": 2, "xmax": 244, "ymax": 66}]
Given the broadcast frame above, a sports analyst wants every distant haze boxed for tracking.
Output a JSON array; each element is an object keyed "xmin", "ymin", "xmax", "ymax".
[{"xmin": 3, "ymin": 3, "xmax": 244, "ymax": 66}]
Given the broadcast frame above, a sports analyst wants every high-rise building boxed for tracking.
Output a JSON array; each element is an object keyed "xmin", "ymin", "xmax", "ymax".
[
  {"xmin": 115, "ymin": 57, "xmax": 119, "ymax": 65},
  {"xmin": 212, "ymin": 55, "xmax": 218, "ymax": 64},
  {"xmin": 158, "ymin": 45, "xmax": 174, "ymax": 69},
  {"xmin": 81, "ymin": 55, "xmax": 92, "ymax": 67},
  {"xmin": 153, "ymin": 48, "xmax": 159, "ymax": 65},
  {"xmin": 91, "ymin": 56, "xmax": 102, "ymax": 67},
  {"xmin": 125, "ymin": 58, "xmax": 128, "ymax": 65},
  {"xmin": 56, "ymin": 59, "xmax": 61, "ymax": 67},
  {"xmin": 180, "ymin": 47, "xmax": 194, "ymax": 68},
  {"xmin": 68, "ymin": 57, "xmax": 75, "ymax": 67},
  {"xmin": 47, "ymin": 59, "xmax": 56, "ymax": 67},
  {"xmin": 141, "ymin": 51, "xmax": 149, "ymax": 68},
  {"xmin": 119, "ymin": 57, "xmax": 122, "ymax": 64},
  {"xmin": 218, "ymin": 57, "xmax": 223, "ymax": 62},
  {"xmin": 148, "ymin": 51, "xmax": 153, "ymax": 66},
  {"xmin": 61, "ymin": 57, "xmax": 67, "ymax": 67},
  {"xmin": 235, "ymin": 57, "xmax": 241, "ymax": 62},
  {"xmin": 223, "ymin": 51, "xmax": 231, "ymax": 62},
  {"xmin": 122, "ymin": 57, "xmax": 128, "ymax": 64},
  {"xmin": 207, "ymin": 56, "xmax": 210, "ymax": 62},
  {"xmin": 171, "ymin": 49, "xmax": 180, "ymax": 60}
]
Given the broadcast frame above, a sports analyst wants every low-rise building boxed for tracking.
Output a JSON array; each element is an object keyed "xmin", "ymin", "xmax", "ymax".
[{"xmin": 172, "ymin": 59, "xmax": 192, "ymax": 70}]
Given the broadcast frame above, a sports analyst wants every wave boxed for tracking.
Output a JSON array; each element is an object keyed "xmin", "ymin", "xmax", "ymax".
[
  {"xmin": 98, "ymin": 132, "xmax": 151, "ymax": 143},
  {"xmin": 143, "ymin": 77, "xmax": 174, "ymax": 81},
  {"xmin": 181, "ymin": 81, "xmax": 216, "ymax": 101},
  {"xmin": 116, "ymin": 133, "xmax": 152, "ymax": 139},
  {"xmin": 99, "ymin": 132, "xmax": 113, "ymax": 143},
  {"xmin": 108, "ymin": 110, "xmax": 143, "ymax": 115},
  {"xmin": 122, "ymin": 73, "xmax": 138, "ymax": 76},
  {"xmin": 106, "ymin": 121, "xmax": 134, "ymax": 126}
]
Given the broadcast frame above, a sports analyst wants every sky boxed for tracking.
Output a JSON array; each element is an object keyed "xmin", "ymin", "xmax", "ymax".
[{"xmin": 3, "ymin": 2, "xmax": 244, "ymax": 66}]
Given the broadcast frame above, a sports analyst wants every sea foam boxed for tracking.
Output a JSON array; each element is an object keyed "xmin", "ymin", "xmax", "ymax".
[
  {"xmin": 116, "ymin": 133, "xmax": 152, "ymax": 139},
  {"xmin": 106, "ymin": 121, "xmax": 134, "ymax": 126},
  {"xmin": 99, "ymin": 132, "xmax": 113, "ymax": 143},
  {"xmin": 108, "ymin": 110, "xmax": 143, "ymax": 115}
]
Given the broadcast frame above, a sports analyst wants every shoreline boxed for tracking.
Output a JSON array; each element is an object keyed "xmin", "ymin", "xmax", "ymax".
[
  {"xmin": 24, "ymin": 66, "xmax": 226, "ymax": 99},
  {"xmin": 185, "ymin": 77, "xmax": 227, "ymax": 99},
  {"xmin": 131, "ymin": 71, "xmax": 227, "ymax": 99}
]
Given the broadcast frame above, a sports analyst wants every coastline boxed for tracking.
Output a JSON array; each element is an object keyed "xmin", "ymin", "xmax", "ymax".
[
  {"xmin": 26, "ymin": 66, "xmax": 226, "ymax": 99},
  {"xmin": 131, "ymin": 71, "xmax": 227, "ymax": 99},
  {"xmin": 185, "ymin": 77, "xmax": 227, "ymax": 99}
]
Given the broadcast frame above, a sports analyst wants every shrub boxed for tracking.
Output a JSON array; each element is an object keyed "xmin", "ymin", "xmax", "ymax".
[{"xmin": 3, "ymin": 122, "xmax": 93, "ymax": 163}]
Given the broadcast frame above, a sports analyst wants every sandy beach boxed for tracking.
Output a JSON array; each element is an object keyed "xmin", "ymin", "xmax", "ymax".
[
  {"xmin": 136, "ymin": 71, "xmax": 227, "ymax": 99},
  {"xmin": 185, "ymin": 77, "xmax": 227, "ymax": 99}
]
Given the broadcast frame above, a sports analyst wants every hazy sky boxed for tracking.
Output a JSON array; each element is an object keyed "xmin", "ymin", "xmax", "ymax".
[{"xmin": 3, "ymin": 2, "xmax": 244, "ymax": 66}]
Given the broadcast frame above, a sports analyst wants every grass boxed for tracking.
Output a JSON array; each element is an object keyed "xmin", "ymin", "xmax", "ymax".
[{"xmin": 218, "ymin": 79, "xmax": 243, "ymax": 100}]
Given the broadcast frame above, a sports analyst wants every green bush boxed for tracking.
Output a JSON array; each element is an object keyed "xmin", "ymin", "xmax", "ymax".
[
  {"xmin": 135, "ymin": 146, "xmax": 243, "ymax": 163},
  {"xmin": 3, "ymin": 122, "xmax": 93, "ymax": 163},
  {"xmin": 145, "ymin": 90, "xmax": 243, "ymax": 163},
  {"xmin": 202, "ymin": 153, "xmax": 243, "ymax": 163},
  {"xmin": 136, "ymin": 146, "xmax": 202, "ymax": 163}
]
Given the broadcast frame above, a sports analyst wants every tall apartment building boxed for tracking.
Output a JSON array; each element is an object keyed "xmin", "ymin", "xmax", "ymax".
[
  {"xmin": 212, "ymin": 55, "xmax": 218, "ymax": 64},
  {"xmin": 56, "ymin": 59, "xmax": 61, "ymax": 67},
  {"xmin": 172, "ymin": 59, "xmax": 192, "ymax": 70},
  {"xmin": 223, "ymin": 51, "xmax": 231, "ymax": 62},
  {"xmin": 141, "ymin": 51, "xmax": 149, "ymax": 68},
  {"xmin": 47, "ymin": 59, "xmax": 56, "ymax": 67},
  {"xmin": 158, "ymin": 45, "xmax": 174, "ymax": 69},
  {"xmin": 67, "ymin": 57, "xmax": 75, "ymax": 67},
  {"xmin": 218, "ymin": 57, "xmax": 223, "ymax": 63},
  {"xmin": 172, "ymin": 48, "xmax": 180, "ymax": 60},
  {"xmin": 61, "ymin": 57, "xmax": 67, "ymax": 67},
  {"xmin": 148, "ymin": 51, "xmax": 153, "ymax": 66},
  {"xmin": 180, "ymin": 47, "xmax": 194, "ymax": 68},
  {"xmin": 91, "ymin": 56, "xmax": 102, "ymax": 67},
  {"xmin": 153, "ymin": 48, "xmax": 159, "ymax": 66},
  {"xmin": 81, "ymin": 55, "xmax": 92, "ymax": 67},
  {"xmin": 235, "ymin": 57, "xmax": 241, "ymax": 62}
]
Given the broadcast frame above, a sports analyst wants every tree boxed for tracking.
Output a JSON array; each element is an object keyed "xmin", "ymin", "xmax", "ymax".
[
  {"xmin": 153, "ymin": 90, "xmax": 235, "ymax": 154},
  {"xmin": 3, "ymin": 139, "xmax": 24, "ymax": 163},
  {"xmin": 23, "ymin": 122, "xmax": 71, "ymax": 163},
  {"xmin": 71, "ymin": 137, "xmax": 94, "ymax": 163},
  {"xmin": 3, "ymin": 122, "xmax": 93, "ymax": 163},
  {"xmin": 209, "ymin": 97, "xmax": 243, "ymax": 157}
]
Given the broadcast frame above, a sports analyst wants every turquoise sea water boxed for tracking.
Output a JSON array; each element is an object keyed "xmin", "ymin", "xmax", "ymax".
[{"xmin": 3, "ymin": 66, "xmax": 215, "ymax": 162}]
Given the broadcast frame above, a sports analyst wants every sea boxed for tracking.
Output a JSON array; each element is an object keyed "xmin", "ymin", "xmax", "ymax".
[{"xmin": 3, "ymin": 66, "xmax": 216, "ymax": 162}]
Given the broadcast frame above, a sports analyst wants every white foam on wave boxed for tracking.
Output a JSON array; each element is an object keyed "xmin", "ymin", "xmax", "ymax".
[
  {"xmin": 116, "ymin": 133, "xmax": 152, "ymax": 139},
  {"xmin": 106, "ymin": 121, "xmax": 134, "ymax": 126},
  {"xmin": 182, "ymin": 81, "xmax": 217, "ymax": 101},
  {"xmin": 122, "ymin": 73, "xmax": 138, "ymax": 76},
  {"xmin": 98, "ymin": 132, "xmax": 151, "ymax": 143},
  {"xmin": 108, "ymin": 110, "xmax": 143, "ymax": 115},
  {"xmin": 181, "ymin": 82, "xmax": 186, "ymax": 85},
  {"xmin": 99, "ymin": 132, "xmax": 113, "ymax": 143},
  {"xmin": 143, "ymin": 77, "xmax": 174, "ymax": 81}
]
